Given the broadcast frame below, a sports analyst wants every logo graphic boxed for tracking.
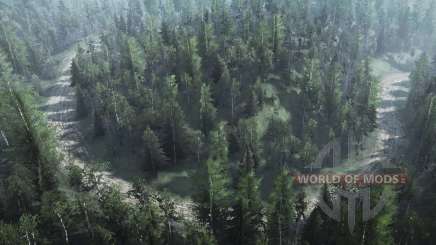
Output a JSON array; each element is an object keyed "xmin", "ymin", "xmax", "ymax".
[
  {"xmin": 317, "ymin": 188, "xmax": 388, "ymax": 232},
  {"xmin": 297, "ymin": 136, "xmax": 407, "ymax": 232}
]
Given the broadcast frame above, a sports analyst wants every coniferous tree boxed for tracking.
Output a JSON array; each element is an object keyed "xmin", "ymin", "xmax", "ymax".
[
  {"xmin": 0, "ymin": 222, "xmax": 21, "ymax": 244},
  {"xmin": 230, "ymin": 170, "xmax": 264, "ymax": 245},
  {"xmin": 200, "ymin": 83, "xmax": 217, "ymax": 136},
  {"xmin": 266, "ymin": 169, "xmax": 295, "ymax": 245},
  {"xmin": 185, "ymin": 222, "xmax": 218, "ymax": 245},
  {"xmin": 193, "ymin": 122, "xmax": 232, "ymax": 241},
  {"xmin": 143, "ymin": 126, "xmax": 167, "ymax": 175}
]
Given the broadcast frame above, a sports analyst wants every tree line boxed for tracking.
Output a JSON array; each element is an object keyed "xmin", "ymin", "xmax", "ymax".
[
  {"xmin": 1, "ymin": 0, "xmax": 435, "ymax": 244},
  {"xmin": 395, "ymin": 53, "xmax": 436, "ymax": 245}
]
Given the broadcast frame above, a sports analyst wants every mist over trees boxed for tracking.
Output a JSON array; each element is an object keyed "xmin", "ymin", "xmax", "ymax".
[{"xmin": 0, "ymin": 0, "xmax": 435, "ymax": 244}]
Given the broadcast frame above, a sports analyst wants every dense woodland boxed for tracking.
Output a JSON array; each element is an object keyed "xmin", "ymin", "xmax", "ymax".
[
  {"xmin": 395, "ymin": 53, "xmax": 436, "ymax": 244},
  {"xmin": 0, "ymin": 0, "xmax": 436, "ymax": 244}
]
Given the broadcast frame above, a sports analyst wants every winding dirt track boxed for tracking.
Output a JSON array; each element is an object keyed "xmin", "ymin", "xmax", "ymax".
[
  {"xmin": 40, "ymin": 45, "xmax": 194, "ymax": 220},
  {"xmin": 40, "ymin": 48, "xmax": 134, "ymax": 198},
  {"xmin": 41, "ymin": 44, "xmax": 410, "ymax": 229},
  {"xmin": 354, "ymin": 69, "xmax": 410, "ymax": 171},
  {"xmin": 300, "ymin": 65, "xmax": 410, "ymax": 229}
]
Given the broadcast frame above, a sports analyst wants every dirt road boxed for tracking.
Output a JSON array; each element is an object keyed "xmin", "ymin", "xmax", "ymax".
[
  {"xmin": 40, "ymin": 46, "xmax": 133, "ymax": 197},
  {"xmin": 347, "ymin": 69, "xmax": 410, "ymax": 172},
  {"xmin": 301, "ymin": 64, "xmax": 410, "ymax": 220},
  {"xmin": 40, "ymin": 44, "xmax": 195, "ymax": 220}
]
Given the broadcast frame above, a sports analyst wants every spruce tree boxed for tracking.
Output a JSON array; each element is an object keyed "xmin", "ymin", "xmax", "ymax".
[
  {"xmin": 266, "ymin": 169, "xmax": 295, "ymax": 245},
  {"xmin": 200, "ymin": 83, "xmax": 217, "ymax": 136},
  {"xmin": 143, "ymin": 126, "xmax": 167, "ymax": 175},
  {"xmin": 230, "ymin": 170, "xmax": 264, "ymax": 245},
  {"xmin": 193, "ymin": 122, "xmax": 232, "ymax": 240}
]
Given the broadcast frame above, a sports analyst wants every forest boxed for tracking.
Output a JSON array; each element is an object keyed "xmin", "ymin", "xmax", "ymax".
[{"xmin": 0, "ymin": 0, "xmax": 436, "ymax": 244}]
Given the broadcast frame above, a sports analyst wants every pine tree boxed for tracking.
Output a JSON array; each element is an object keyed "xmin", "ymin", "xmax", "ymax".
[
  {"xmin": 185, "ymin": 222, "xmax": 218, "ymax": 245},
  {"xmin": 53, "ymin": 201, "xmax": 71, "ymax": 244},
  {"xmin": 365, "ymin": 187, "xmax": 397, "ymax": 245},
  {"xmin": 143, "ymin": 126, "xmax": 167, "ymax": 175},
  {"xmin": 263, "ymin": 117, "xmax": 297, "ymax": 168},
  {"xmin": 237, "ymin": 118, "xmax": 260, "ymax": 171},
  {"xmin": 144, "ymin": 0, "xmax": 159, "ymax": 16},
  {"xmin": 215, "ymin": 56, "xmax": 232, "ymax": 108},
  {"xmin": 245, "ymin": 86, "xmax": 260, "ymax": 117},
  {"xmin": 230, "ymin": 78, "xmax": 241, "ymax": 122},
  {"xmin": 397, "ymin": 3, "xmax": 411, "ymax": 50},
  {"xmin": 199, "ymin": 17, "xmax": 212, "ymax": 56},
  {"xmin": 5, "ymin": 165, "xmax": 36, "ymax": 218},
  {"xmin": 70, "ymin": 59, "xmax": 80, "ymax": 87},
  {"xmin": 184, "ymin": 37, "xmax": 203, "ymax": 92},
  {"xmin": 200, "ymin": 83, "xmax": 217, "ymax": 136},
  {"xmin": 193, "ymin": 122, "xmax": 232, "ymax": 240},
  {"xmin": 56, "ymin": 0, "xmax": 73, "ymax": 45},
  {"xmin": 295, "ymin": 191, "xmax": 307, "ymax": 222},
  {"xmin": 99, "ymin": 186, "xmax": 130, "ymax": 243},
  {"xmin": 128, "ymin": 196, "xmax": 164, "ymax": 244},
  {"xmin": 230, "ymin": 170, "xmax": 264, "ymax": 245},
  {"xmin": 299, "ymin": 55, "xmax": 321, "ymax": 139},
  {"xmin": 321, "ymin": 63, "xmax": 343, "ymax": 135},
  {"xmin": 266, "ymin": 169, "xmax": 295, "ymax": 245},
  {"xmin": 272, "ymin": 14, "xmax": 284, "ymax": 57},
  {"xmin": 125, "ymin": 37, "xmax": 145, "ymax": 82},
  {"xmin": 0, "ymin": 222, "xmax": 21, "ymax": 244},
  {"xmin": 161, "ymin": 75, "xmax": 184, "ymax": 165},
  {"xmin": 409, "ymin": 54, "xmax": 431, "ymax": 101},
  {"xmin": 127, "ymin": 0, "xmax": 144, "ymax": 35},
  {"xmin": 0, "ymin": 50, "xmax": 13, "ymax": 86},
  {"xmin": 303, "ymin": 184, "xmax": 354, "ymax": 244}
]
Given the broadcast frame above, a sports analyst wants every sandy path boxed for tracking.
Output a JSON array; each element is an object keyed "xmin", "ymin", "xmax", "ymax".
[
  {"xmin": 301, "ymin": 66, "xmax": 410, "ymax": 223},
  {"xmin": 294, "ymin": 66, "xmax": 411, "ymax": 243},
  {"xmin": 370, "ymin": 71, "xmax": 410, "ymax": 165},
  {"xmin": 40, "ymin": 48, "xmax": 133, "ymax": 198},
  {"xmin": 336, "ymin": 71, "xmax": 411, "ymax": 172},
  {"xmin": 42, "ymin": 46, "xmax": 408, "ymax": 227}
]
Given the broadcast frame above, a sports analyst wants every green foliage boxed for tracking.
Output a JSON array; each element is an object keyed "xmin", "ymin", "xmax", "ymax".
[
  {"xmin": 302, "ymin": 184, "xmax": 336, "ymax": 245},
  {"xmin": 398, "ymin": 53, "xmax": 436, "ymax": 244},
  {"xmin": 230, "ymin": 170, "xmax": 264, "ymax": 245},
  {"xmin": 200, "ymin": 83, "xmax": 217, "ymax": 136},
  {"xmin": 193, "ymin": 123, "xmax": 232, "ymax": 240},
  {"xmin": 143, "ymin": 126, "xmax": 167, "ymax": 175},
  {"xmin": 185, "ymin": 222, "xmax": 218, "ymax": 245},
  {"xmin": 2, "ymin": 0, "xmax": 431, "ymax": 243},
  {"xmin": 18, "ymin": 214, "xmax": 39, "ymax": 245},
  {"xmin": 67, "ymin": 165, "xmax": 85, "ymax": 191},
  {"xmin": 237, "ymin": 118, "xmax": 261, "ymax": 168},
  {"xmin": 0, "ymin": 222, "xmax": 21, "ymax": 245},
  {"xmin": 366, "ymin": 187, "xmax": 397, "ymax": 245},
  {"xmin": 263, "ymin": 117, "xmax": 299, "ymax": 168},
  {"xmin": 128, "ymin": 199, "xmax": 165, "ymax": 244},
  {"xmin": 266, "ymin": 169, "xmax": 295, "ymax": 245}
]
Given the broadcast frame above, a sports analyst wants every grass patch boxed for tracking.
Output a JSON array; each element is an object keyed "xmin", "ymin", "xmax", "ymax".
[
  {"xmin": 370, "ymin": 58, "xmax": 397, "ymax": 79},
  {"xmin": 151, "ymin": 161, "xmax": 197, "ymax": 198},
  {"xmin": 255, "ymin": 83, "xmax": 290, "ymax": 137}
]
